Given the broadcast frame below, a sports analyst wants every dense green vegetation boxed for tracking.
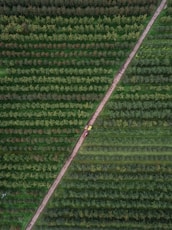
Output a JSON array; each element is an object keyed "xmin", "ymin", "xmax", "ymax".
[
  {"xmin": 35, "ymin": 154, "xmax": 172, "ymax": 229},
  {"xmin": 34, "ymin": 2, "xmax": 172, "ymax": 229},
  {"xmin": 0, "ymin": 0, "xmax": 162, "ymax": 229}
]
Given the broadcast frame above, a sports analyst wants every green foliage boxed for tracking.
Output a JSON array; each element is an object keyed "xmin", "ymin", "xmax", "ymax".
[
  {"xmin": 0, "ymin": 0, "xmax": 165, "ymax": 229},
  {"xmin": 34, "ymin": 153, "xmax": 172, "ymax": 229},
  {"xmin": 34, "ymin": 2, "xmax": 172, "ymax": 229}
]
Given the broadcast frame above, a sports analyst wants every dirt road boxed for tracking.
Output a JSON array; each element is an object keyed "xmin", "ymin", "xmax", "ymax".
[{"xmin": 26, "ymin": 1, "xmax": 166, "ymax": 229}]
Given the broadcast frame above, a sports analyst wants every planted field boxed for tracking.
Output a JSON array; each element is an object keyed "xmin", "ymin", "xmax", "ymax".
[
  {"xmin": 35, "ymin": 154, "xmax": 172, "ymax": 229},
  {"xmin": 34, "ymin": 2, "xmax": 172, "ymax": 229},
  {"xmin": 0, "ymin": 0, "xmax": 161, "ymax": 229}
]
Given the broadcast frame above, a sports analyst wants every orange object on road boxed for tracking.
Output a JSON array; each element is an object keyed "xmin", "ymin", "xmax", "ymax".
[{"xmin": 84, "ymin": 125, "xmax": 92, "ymax": 131}]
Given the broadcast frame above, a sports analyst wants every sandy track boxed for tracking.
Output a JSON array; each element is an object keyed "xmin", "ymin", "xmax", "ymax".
[{"xmin": 26, "ymin": 1, "xmax": 167, "ymax": 229}]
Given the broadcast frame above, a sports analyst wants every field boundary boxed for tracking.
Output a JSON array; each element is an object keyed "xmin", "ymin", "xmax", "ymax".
[{"xmin": 26, "ymin": 0, "xmax": 167, "ymax": 229}]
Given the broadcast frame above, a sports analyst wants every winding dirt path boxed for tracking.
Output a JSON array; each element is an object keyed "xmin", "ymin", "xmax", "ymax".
[{"xmin": 26, "ymin": 1, "xmax": 166, "ymax": 229}]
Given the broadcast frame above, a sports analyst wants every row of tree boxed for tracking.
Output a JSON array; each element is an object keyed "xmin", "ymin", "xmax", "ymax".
[
  {"xmin": 0, "ymin": 0, "xmax": 158, "ymax": 7},
  {"xmin": 1, "ymin": 145, "xmax": 71, "ymax": 152},
  {"xmin": 0, "ymin": 31, "xmax": 140, "ymax": 42},
  {"xmin": 0, "ymin": 5, "xmax": 155, "ymax": 17},
  {"xmin": 100, "ymin": 118, "xmax": 170, "ymax": 128},
  {"xmin": 0, "ymin": 92, "xmax": 103, "ymax": 102},
  {"xmin": 0, "ymin": 118, "xmax": 84, "ymax": 127},
  {"xmin": 0, "ymin": 110, "xmax": 88, "ymax": 119},
  {"xmin": 0, "ymin": 127, "xmax": 79, "ymax": 135},
  {"xmin": 0, "ymin": 41, "xmax": 134, "ymax": 50},
  {"xmin": 74, "ymin": 154, "xmax": 171, "ymax": 162},
  {"xmin": 0, "ymin": 75, "xmax": 111, "ymax": 86},
  {"xmin": 109, "ymin": 100, "xmax": 172, "ymax": 110},
  {"xmin": 1, "ymin": 50, "xmax": 128, "ymax": 58},
  {"xmin": 123, "ymin": 75, "xmax": 171, "ymax": 84},
  {"xmin": 7, "ymin": 67, "xmax": 112, "ymax": 76},
  {"xmin": 0, "ymin": 84, "xmax": 107, "ymax": 93},
  {"xmin": 0, "ymin": 21, "xmax": 144, "ymax": 35},
  {"xmin": 1, "ymin": 58, "xmax": 120, "ymax": 68},
  {"xmin": 1, "ymin": 101, "xmax": 93, "ymax": 110},
  {"xmin": 0, "ymin": 15, "xmax": 148, "ymax": 27}
]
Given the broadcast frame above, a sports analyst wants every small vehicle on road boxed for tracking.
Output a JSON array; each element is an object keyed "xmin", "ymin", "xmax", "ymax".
[
  {"xmin": 83, "ymin": 130, "xmax": 89, "ymax": 137},
  {"xmin": 83, "ymin": 125, "xmax": 92, "ymax": 137}
]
